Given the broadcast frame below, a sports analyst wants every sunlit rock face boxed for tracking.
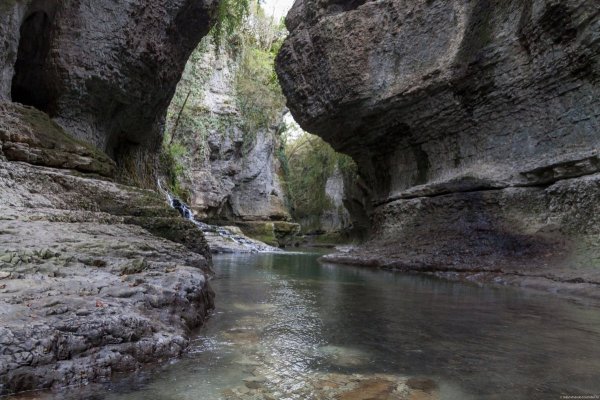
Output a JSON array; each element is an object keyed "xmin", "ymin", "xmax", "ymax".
[
  {"xmin": 0, "ymin": 0, "xmax": 218, "ymax": 184},
  {"xmin": 276, "ymin": 0, "xmax": 600, "ymax": 280}
]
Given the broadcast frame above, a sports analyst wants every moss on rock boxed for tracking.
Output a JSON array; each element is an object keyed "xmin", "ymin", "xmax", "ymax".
[{"xmin": 0, "ymin": 102, "xmax": 116, "ymax": 176}]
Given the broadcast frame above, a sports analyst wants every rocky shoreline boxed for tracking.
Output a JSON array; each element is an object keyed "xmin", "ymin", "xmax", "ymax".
[
  {"xmin": 320, "ymin": 170, "xmax": 600, "ymax": 302},
  {"xmin": 322, "ymin": 251, "xmax": 600, "ymax": 305},
  {"xmin": 0, "ymin": 104, "xmax": 215, "ymax": 395}
]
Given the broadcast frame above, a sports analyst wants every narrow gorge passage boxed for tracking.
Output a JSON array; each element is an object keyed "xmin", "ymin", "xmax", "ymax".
[{"xmin": 1, "ymin": 0, "xmax": 599, "ymax": 399}]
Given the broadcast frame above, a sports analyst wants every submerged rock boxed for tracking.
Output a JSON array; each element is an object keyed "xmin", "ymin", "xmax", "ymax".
[
  {"xmin": 316, "ymin": 345, "xmax": 371, "ymax": 367},
  {"xmin": 221, "ymin": 372, "xmax": 435, "ymax": 400}
]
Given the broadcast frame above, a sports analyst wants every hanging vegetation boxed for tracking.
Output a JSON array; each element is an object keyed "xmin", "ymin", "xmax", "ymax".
[
  {"xmin": 234, "ymin": 5, "xmax": 287, "ymax": 141},
  {"xmin": 281, "ymin": 129, "xmax": 357, "ymax": 222}
]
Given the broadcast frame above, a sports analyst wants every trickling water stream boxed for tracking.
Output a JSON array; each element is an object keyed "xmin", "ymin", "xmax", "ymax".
[
  {"xmin": 17, "ymin": 252, "xmax": 600, "ymax": 400},
  {"xmin": 158, "ymin": 181, "xmax": 281, "ymax": 253}
]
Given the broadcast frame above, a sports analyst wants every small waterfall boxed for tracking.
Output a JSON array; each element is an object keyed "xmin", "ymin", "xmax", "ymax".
[{"xmin": 158, "ymin": 180, "xmax": 281, "ymax": 254}]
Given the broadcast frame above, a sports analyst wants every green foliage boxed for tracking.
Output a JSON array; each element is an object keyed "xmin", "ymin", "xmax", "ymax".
[
  {"xmin": 236, "ymin": 47, "xmax": 285, "ymax": 140},
  {"xmin": 159, "ymin": 142, "xmax": 190, "ymax": 202},
  {"xmin": 281, "ymin": 131, "xmax": 357, "ymax": 221},
  {"xmin": 164, "ymin": 1, "xmax": 286, "ymax": 157},
  {"xmin": 211, "ymin": 0, "xmax": 252, "ymax": 50},
  {"xmin": 234, "ymin": 7, "xmax": 287, "ymax": 148}
]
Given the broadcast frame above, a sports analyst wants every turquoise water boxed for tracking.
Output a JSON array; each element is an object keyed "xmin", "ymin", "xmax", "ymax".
[{"xmin": 13, "ymin": 252, "xmax": 600, "ymax": 399}]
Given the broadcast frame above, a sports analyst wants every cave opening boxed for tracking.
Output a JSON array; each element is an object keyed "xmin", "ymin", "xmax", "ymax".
[{"xmin": 11, "ymin": 11, "xmax": 53, "ymax": 113}]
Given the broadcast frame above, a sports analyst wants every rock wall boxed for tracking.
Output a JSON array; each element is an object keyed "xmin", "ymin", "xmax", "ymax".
[
  {"xmin": 0, "ymin": 103, "xmax": 214, "ymax": 394},
  {"xmin": 321, "ymin": 166, "xmax": 351, "ymax": 232},
  {"xmin": 0, "ymin": 0, "xmax": 220, "ymax": 393},
  {"xmin": 0, "ymin": 0, "xmax": 217, "ymax": 185},
  {"xmin": 167, "ymin": 39, "xmax": 299, "ymax": 246},
  {"xmin": 276, "ymin": 0, "xmax": 600, "ymax": 287},
  {"xmin": 298, "ymin": 165, "xmax": 351, "ymax": 234}
]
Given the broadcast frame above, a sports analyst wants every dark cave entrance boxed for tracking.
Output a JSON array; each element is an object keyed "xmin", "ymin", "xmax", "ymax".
[{"xmin": 11, "ymin": 11, "xmax": 53, "ymax": 113}]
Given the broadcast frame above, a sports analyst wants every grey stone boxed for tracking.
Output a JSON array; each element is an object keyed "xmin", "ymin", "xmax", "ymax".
[
  {"xmin": 0, "ymin": 156, "xmax": 216, "ymax": 395},
  {"xmin": 169, "ymin": 39, "xmax": 290, "ymax": 224},
  {"xmin": 0, "ymin": 0, "xmax": 218, "ymax": 183},
  {"xmin": 277, "ymin": 0, "xmax": 600, "ymax": 289},
  {"xmin": 244, "ymin": 376, "xmax": 267, "ymax": 389}
]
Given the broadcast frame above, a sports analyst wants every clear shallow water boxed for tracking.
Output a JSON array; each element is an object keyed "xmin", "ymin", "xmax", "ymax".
[{"xmin": 13, "ymin": 252, "xmax": 600, "ymax": 399}]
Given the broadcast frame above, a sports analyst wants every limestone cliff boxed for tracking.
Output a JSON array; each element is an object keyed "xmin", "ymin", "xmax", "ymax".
[
  {"xmin": 1, "ymin": 0, "xmax": 217, "ymax": 185},
  {"xmin": 165, "ymin": 38, "xmax": 300, "ymax": 247},
  {"xmin": 276, "ymin": 0, "xmax": 600, "ymax": 289},
  {"xmin": 0, "ymin": 103, "xmax": 214, "ymax": 394}
]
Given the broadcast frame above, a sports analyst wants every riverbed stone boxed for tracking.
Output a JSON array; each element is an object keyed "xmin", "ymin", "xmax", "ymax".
[{"xmin": 244, "ymin": 376, "xmax": 267, "ymax": 389}]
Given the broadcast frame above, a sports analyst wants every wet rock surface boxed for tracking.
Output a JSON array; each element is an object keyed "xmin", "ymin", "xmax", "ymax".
[
  {"xmin": 277, "ymin": 0, "xmax": 600, "ymax": 291},
  {"xmin": 162, "ymin": 190, "xmax": 284, "ymax": 254}
]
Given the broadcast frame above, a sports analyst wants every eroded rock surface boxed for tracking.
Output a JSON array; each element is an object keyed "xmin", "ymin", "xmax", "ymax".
[
  {"xmin": 276, "ymin": 0, "xmax": 600, "ymax": 291},
  {"xmin": 0, "ymin": 0, "xmax": 218, "ymax": 183},
  {"xmin": 0, "ymin": 102, "xmax": 115, "ymax": 177},
  {"xmin": 166, "ymin": 39, "xmax": 299, "ymax": 246},
  {"xmin": 0, "ymin": 109, "xmax": 214, "ymax": 395}
]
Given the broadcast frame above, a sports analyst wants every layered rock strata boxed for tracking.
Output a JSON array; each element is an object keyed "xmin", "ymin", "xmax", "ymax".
[
  {"xmin": 167, "ymin": 40, "xmax": 299, "ymax": 246},
  {"xmin": 0, "ymin": 103, "xmax": 214, "ymax": 395},
  {"xmin": 1, "ymin": 0, "xmax": 218, "ymax": 184},
  {"xmin": 0, "ymin": 0, "xmax": 221, "ymax": 394},
  {"xmin": 276, "ymin": 0, "xmax": 600, "ymax": 291}
]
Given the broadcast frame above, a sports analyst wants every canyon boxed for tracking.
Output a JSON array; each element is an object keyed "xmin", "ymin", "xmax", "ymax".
[
  {"xmin": 0, "ymin": 0, "xmax": 351, "ymax": 393},
  {"xmin": 0, "ymin": 0, "xmax": 599, "ymax": 396}
]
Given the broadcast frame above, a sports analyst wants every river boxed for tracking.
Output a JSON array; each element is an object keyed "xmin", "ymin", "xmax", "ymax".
[{"xmin": 13, "ymin": 251, "xmax": 600, "ymax": 399}]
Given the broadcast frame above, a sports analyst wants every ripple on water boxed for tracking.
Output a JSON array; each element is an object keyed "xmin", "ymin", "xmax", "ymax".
[{"xmin": 10, "ymin": 252, "xmax": 600, "ymax": 400}]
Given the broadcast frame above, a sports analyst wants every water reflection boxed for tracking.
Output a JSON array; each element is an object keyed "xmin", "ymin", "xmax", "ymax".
[{"xmin": 11, "ymin": 252, "xmax": 600, "ymax": 400}]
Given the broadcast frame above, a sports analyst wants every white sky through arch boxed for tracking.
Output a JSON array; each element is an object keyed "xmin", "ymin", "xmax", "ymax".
[{"xmin": 262, "ymin": 0, "xmax": 295, "ymax": 20}]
